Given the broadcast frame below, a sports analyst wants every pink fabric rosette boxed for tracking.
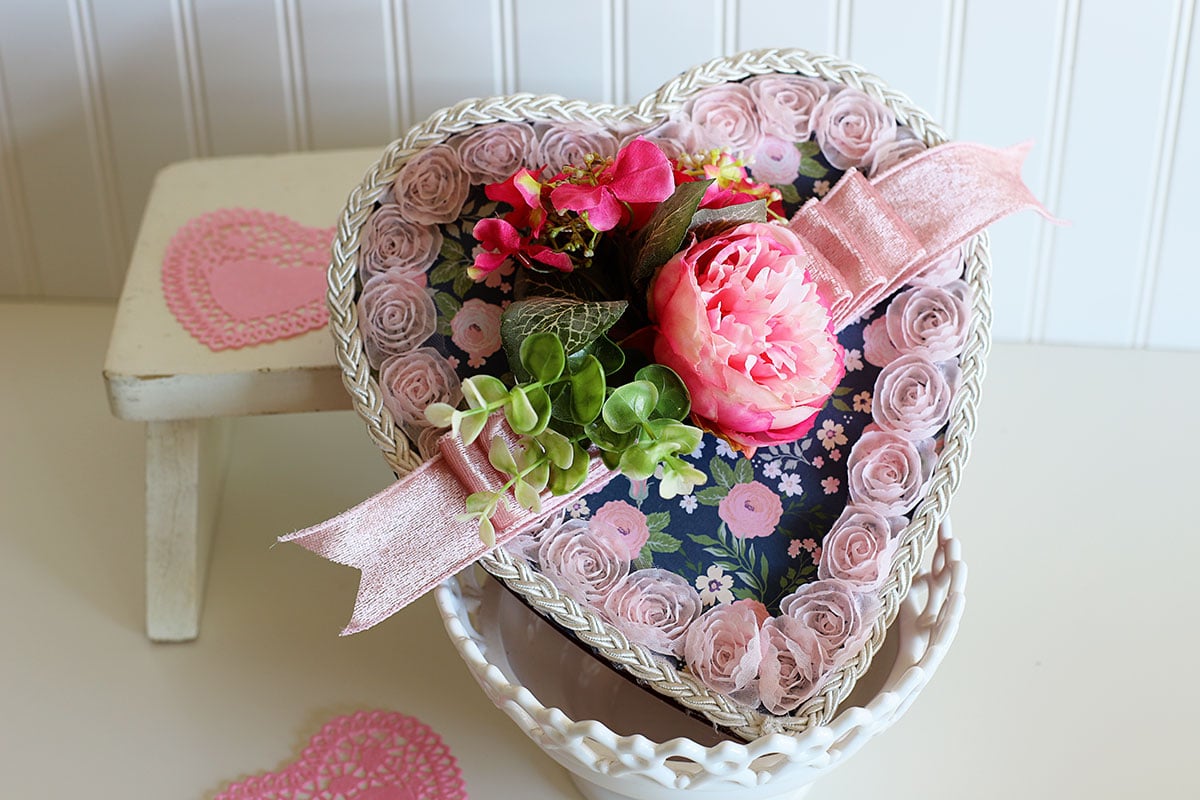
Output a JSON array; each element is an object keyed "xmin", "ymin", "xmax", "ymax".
[
  {"xmin": 846, "ymin": 429, "xmax": 936, "ymax": 515},
  {"xmin": 636, "ymin": 115, "xmax": 700, "ymax": 161},
  {"xmin": 862, "ymin": 315, "xmax": 902, "ymax": 368},
  {"xmin": 590, "ymin": 500, "xmax": 652, "ymax": 560},
  {"xmin": 358, "ymin": 272, "xmax": 437, "ymax": 368},
  {"xmin": 908, "ymin": 245, "xmax": 966, "ymax": 287},
  {"xmin": 885, "ymin": 281, "xmax": 972, "ymax": 362},
  {"xmin": 359, "ymin": 203, "xmax": 443, "ymax": 283},
  {"xmin": 813, "ymin": 87, "xmax": 898, "ymax": 170},
  {"xmin": 392, "ymin": 144, "xmax": 470, "ymax": 225},
  {"xmin": 873, "ymin": 353, "xmax": 963, "ymax": 440},
  {"xmin": 818, "ymin": 505, "xmax": 906, "ymax": 590},
  {"xmin": 868, "ymin": 130, "xmax": 928, "ymax": 177},
  {"xmin": 683, "ymin": 600, "xmax": 764, "ymax": 707},
  {"xmin": 747, "ymin": 74, "xmax": 829, "ymax": 141},
  {"xmin": 749, "ymin": 134, "xmax": 803, "ymax": 184},
  {"xmin": 533, "ymin": 123, "xmax": 619, "ymax": 176},
  {"xmin": 450, "ymin": 121, "xmax": 536, "ymax": 185},
  {"xmin": 779, "ymin": 578, "xmax": 880, "ymax": 664},
  {"xmin": 537, "ymin": 518, "xmax": 630, "ymax": 605},
  {"xmin": 758, "ymin": 615, "xmax": 827, "ymax": 714},
  {"xmin": 601, "ymin": 568, "xmax": 704, "ymax": 657},
  {"xmin": 686, "ymin": 83, "xmax": 763, "ymax": 157},
  {"xmin": 650, "ymin": 222, "xmax": 843, "ymax": 455},
  {"xmin": 378, "ymin": 347, "xmax": 462, "ymax": 434},
  {"xmin": 504, "ymin": 511, "xmax": 569, "ymax": 563}
]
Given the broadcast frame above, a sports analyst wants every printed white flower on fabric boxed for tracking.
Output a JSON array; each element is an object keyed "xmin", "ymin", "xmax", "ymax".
[
  {"xmin": 813, "ymin": 179, "xmax": 831, "ymax": 197},
  {"xmin": 763, "ymin": 461, "xmax": 783, "ymax": 479},
  {"xmin": 695, "ymin": 565, "xmax": 735, "ymax": 606},
  {"xmin": 844, "ymin": 348, "xmax": 864, "ymax": 372},
  {"xmin": 680, "ymin": 495, "xmax": 699, "ymax": 514},
  {"xmin": 568, "ymin": 498, "xmax": 590, "ymax": 518},
  {"xmin": 716, "ymin": 439, "xmax": 737, "ymax": 459},
  {"xmin": 689, "ymin": 438, "xmax": 706, "ymax": 458},
  {"xmin": 779, "ymin": 473, "xmax": 803, "ymax": 497}
]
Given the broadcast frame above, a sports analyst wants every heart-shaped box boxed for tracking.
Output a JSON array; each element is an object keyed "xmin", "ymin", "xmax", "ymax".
[{"xmin": 325, "ymin": 48, "xmax": 991, "ymax": 740}]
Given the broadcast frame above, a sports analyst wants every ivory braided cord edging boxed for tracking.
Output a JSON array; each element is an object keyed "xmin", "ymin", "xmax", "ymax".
[{"xmin": 325, "ymin": 47, "xmax": 987, "ymax": 741}]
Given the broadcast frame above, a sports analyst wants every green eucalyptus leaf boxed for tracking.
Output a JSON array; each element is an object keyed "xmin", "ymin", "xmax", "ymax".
[
  {"xmin": 600, "ymin": 449, "xmax": 621, "ymax": 470},
  {"xmin": 549, "ymin": 444, "xmax": 590, "ymax": 494},
  {"xmin": 477, "ymin": 514, "xmax": 496, "ymax": 548},
  {"xmin": 618, "ymin": 445, "xmax": 658, "ymax": 481},
  {"xmin": 646, "ymin": 419, "xmax": 702, "ymax": 455},
  {"xmin": 424, "ymin": 402, "xmax": 457, "ymax": 428},
  {"xmin": 634, "ymin": 364, "xmax": 691, "ymax": 421},
  {"xmin": 519, "ymin": 332, "xmax": 566, "ymax": 384},
  {"xmin": 501, "ymin": 297, "xmax": 627, "ymax": 371},
  {"xmin": 602, "ymin": 380, "xmax": 659, "ymax": 433},
  {"xmin": 536, "ymin": 428, "xmax": 574, "ymax": 469},
  {"xmin": 586, "ymin": 418, "xmax": 637, "ymax": 453},
  {"xmin": 513, "ymin": 479, "xmax": 541, "ymax": 512},
  {"xmin": 465, "ymin": 491, "xmax": 496, "ymax": 515},
  {"xmin": 459, "ymin": 409, "xmax": 488, "ymax": 445},
  {"xmin": 630, "ymin": 179, "xmax": 713, "ymax": 290},
  {"xmin": 470, "ymin": 375, "xmax": 509, "ymax": 405},
  {"xmin": 526, "ymin": 385, "xmax": 552, "ymax": 435},
  {"xmin": 488, "ymin": 436, "xmax": 518, "ymax": 476},
  {"xmin": 504, "ymin": 386, "xmax": 539, "ymax": 434},
  {"xmin": 525, "ymin": 461, "xmax": 550, "ymax": 493},
  {"xmin": 569, "ymin": 355, "xmax": 605, "ymax": 424}
]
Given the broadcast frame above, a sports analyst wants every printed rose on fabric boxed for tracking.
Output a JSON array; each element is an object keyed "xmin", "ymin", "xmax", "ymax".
[
  {"xmin": 780, "ymin": 578, "xmax": 879, "ymax": 663},
  {"xmin": 450, "ymin": 121, "xmax": 536, "ymax": 185},
  {"xmin": 358, "ymin": 272, "xmax": 437, "ymax": 368},
  {"xmin": 602, "ymin": 569, "xmax": 703, "ymax": 657},
  {"xmin": 379, "ymin": 347, "xmax": 462, "ymax": 433},
  {"xmin": 819, "ymin": 505, "xmax": 905, "ymax": 590},
  {"xmin": 910, "ymin": 246, "xmax": 967, "ymax": 288},
  {"xmin": 758, "ymin": 615, "xmax": 826, "ymax": 714},
  {"xmin": 886, "ymin": 282, "xmax": 972, "ymax": 362},
  {"xmin": 537, "ymin": 518, "xmax": 630, "ymax": 605},
  {"xmin": 747, "ymin": 74, "xmax": 830, "ymax": 141},
  {"xmin": 686, "ymin": 83, "xmax": 762, "ymax": 156},
  {"xmin": 868, "ymin": 130, "xmax": 928, "ymax": 176},
  {"xmin": 862, "ymin": 316, "xmax": 902, "ymax": 368},
  {"xmin": 533, "ymin": 122, "xmax": 620, "ymax": 176},
  {"xmin": 392, "ymin": 144, "xmax": 470, "ymax": 225},
  {"xmin": 846, "ymin": 429, "xmax": 936, "ymax": 515},
  {"xmin": 812, "ymin": 87, "xmax": 898, "ymax": 170},
  {"xmin": 749, "ymin": 134, "xmax": 802, "ymax": 184},
  {"xmin": 695, "ymin": 565, "xmax": 735, "ymax": 606},
  {"xmin": 683, "ymin": 600, "xmax": 764, "ymax": 707},
  {"xmin": 590, "ymin": 500, "xmax": 651, "ymax": 560},
  {"xmin": 449, "ymin": 298, "xmax": 503, "ymax": 368},
  {"xmin": 718, "ymin": 481, "xmax": 784, "ymax": 539},
  {"xmin": 873, "ymin": 353, "xmax": 962, "ymax": 440},
  {"xmin": 359, "ymin": 204, "xmax": 442, "ymax": 283},
  {"xmin": 650, "ymin": 222, "xmax": 844, "ymax": 456}
]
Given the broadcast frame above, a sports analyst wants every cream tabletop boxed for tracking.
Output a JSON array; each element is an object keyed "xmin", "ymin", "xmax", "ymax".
[{"xmin": 1, "ymin": 301, "xmax": 1196, "ymax": 799}]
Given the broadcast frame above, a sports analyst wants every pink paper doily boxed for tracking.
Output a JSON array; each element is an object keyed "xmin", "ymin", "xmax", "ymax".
[
  {"xmin": 162, "ymin": 208, "xmax": 335, "ymax": 350},
  {"xmin": 215, "ymin": 710, "xmax": 468, "ymax": 800}
]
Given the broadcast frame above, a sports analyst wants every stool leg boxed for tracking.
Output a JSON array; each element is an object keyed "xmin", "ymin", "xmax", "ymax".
[{"xmin": 145, "ymin": 418, "xmax": 231, "ymax": 641}]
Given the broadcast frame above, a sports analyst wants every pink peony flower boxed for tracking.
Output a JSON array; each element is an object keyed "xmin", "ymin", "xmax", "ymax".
[
  {"xmin": 358, "ymin": 272, "xmax": 437, "ymax": 368},
  {"xmin": 780, "ymin": 578, "xmax": 879, "ymax": 663},
  {"xmin": 885, "ymin": 282, "xmax": 972, "ymax": 362},
  {"xmin": 873, "ymin": 354, "xmax": 962, "ymax": 440},
  {"xmin": 392, "ymin": 144, "xmax": 470, "ymax": 225},
  {"xmin": 812, "ymin": 88, "xmax": 898, "ymax": 170},
  {"xmin": 747, "ymin": 74, "xmax": 830, "ymax": 141},
  {"xmin": 758, "ymin": 615, "xmax": 826, "ymax": 714},
  {"xmin": 533, "ymin": 122, "xmax": 619, "ymax": 176},
  {"xmin": 359, "ymin": 203, "xmax": 442, "ymax": 283},
  {"xmin": 818, "ymin": 505, "xmax": 906, "ymax": 590},
  {"xmin": 551, "ymin": 138, "xmax": 675, "ymax": 231},
  {"xmin": 686, "ymin": 83, "xmax": 762, "ymax": 157},
  {"xmin": 683, "ymin": 600, "xmax": 764, "ymax": 706},
  {"xmin": 590, "ymin": 500, "xmax": 651, "ymax": 560},
  {"xmin": 909, "ymin": 246, "xmax": 966, "ymax": 288},
  {"xmin": 449, "ymin": 298, "xmax": 503, "ymax": 368},
  {"xmin": 450, "ymin": 122, "xmax": 536, "ymax": 185},
  {"xmin": 862, "ymin": 315, "xmax": 902, "ymax": 368},
  {"xmin": 602, "ymin": 568, "xmax": 703, "ymax": 657},
  {"xmin": 868, "ymin": 130, "xmax": 928, "ymax": 176},
  {"xmin": 846, "ymin": 429, "xmax": 936, "ymax": 515},
  {"xmin": 378, "ymin": 347, "xmax": 462, "ymax": 433},
  {"xmin": 749, "ymin": 134, "xmax": 802, "ymax": 185},
  {"xmin": 650, "ymin": 222, "xmax": 844, "ymax": 456},
  {"xmin": 718, "ymin": 481, "xmax": 783, "ymax": 539},
  {"xmin": 537, "ymin": 518, "xmax": 630, "ymax": 605}
]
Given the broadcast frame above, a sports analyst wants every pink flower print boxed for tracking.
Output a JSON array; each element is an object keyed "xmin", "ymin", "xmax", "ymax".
[
  {"xmin": 718, "ymin": 481, "xmax": 783, "ymax": 539},
  {"xmin": 695, "ymin": 565, "xmax": 735, "ymax": 606},
  {"xmin": 843, "ymin": 348, "xmax": 864, "ymax": 372},
  {"xmin": 788, "ymin": 539, "xmax": 804, "ymax": 558},
  {"xmin": 450, "ymin": 299, "xmax": 503, "ymax": 368},
  {"xmin": 812, "ymin": 456, "xmax": 824, "ymax": 469},
  {"xmin": 830, "ymin": 449, "xmax": 842, "ymax": 462},
  {"xmin": 821, "ymin": 476, "xmax": 841, "ymax": 495},
  {"xmin": 801, "ymin": 538, "xmax": 817, "ymax": 552},
  {"xmin": 853, "ymin": 390, "xmax": 872, "ymax": 413},
  {"xmin": 481, "ymin": 258, "xmax": 514, "ymax": 289},
  {"xmin": 817, "ymin": 420, "xmax": 848, "ymax": 452},
  {"xmin": 811, "ymin": 546, "xmax": 822, "ymax": 564},
  {"xmin": 446, "ymin": 356, "xmax": 460, "ymax": 370},
  {"xmin": 778, "ymin": 473, "xmax": 803, "ymax": 497},
  {"xmin": 590, "ymin": 500, "xmax": 651, "ymax": 560}
]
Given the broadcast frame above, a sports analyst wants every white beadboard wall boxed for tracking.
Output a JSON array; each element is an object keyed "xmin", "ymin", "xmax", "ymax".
[{"xmin": 0, "ymin": 0, "xmax": 1194, "ymax": 348}]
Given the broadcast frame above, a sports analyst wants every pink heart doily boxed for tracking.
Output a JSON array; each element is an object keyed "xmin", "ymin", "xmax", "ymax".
[
  {"xmin": 162, "ymin": 208, "xmax": 335, "ymax": 350},
  {"xmin": 214, "ymin": 710, "xmax": 468, "ymax": 800}
]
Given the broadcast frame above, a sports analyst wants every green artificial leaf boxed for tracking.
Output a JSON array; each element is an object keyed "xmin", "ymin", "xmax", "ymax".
[
  {"xmin": 526, "ymin": 385, "xmax": 552, "ymax": 435},
  {"xmin": 514, "ymin": 262, "xmax": 615, "ymax": 302},
  {"xmin": 513, "ymin": 479, "xmax": 541, "ymax": 511},
  {"xmin": 468, "ymin": 375, "xmax": 509, "ymax": 405},
  {"xmin": 585, "ymin": 418, "xmax": 637, "ymax": 454},
  {"xmin": 776, "ymin": 183, "xmax": 802, "ymax": 205},
  {"xmin": 465, "ymin": 491, "xmax": 496, "ymax": 515},
  {"xmin": 525, "ymin": 461, "xmax": 550, "ymax": 493},
  {"xmin": 796, "ymin": 140, "xmax": 821, "ymax": 158},
  {"xmin": 504, "ymin": 386, "xmax": 539, "ymax": 434},
  {"xmin": 695, "ymin": 487, "xmax": 726, "ymax": 506},
  {"xmin": 629, "ymin": 179, "xmax": 713, "ymax": 290},
  {"xmin": 584, "ymin": 335, "xmax": 625, "ymax": 375},
  {"xmin": 603, "ymin": 381, "xmax": 659, "ymax": 433},
  {"xmin": 733, "ymin": 457, "xmax": 755, "ymax": 486},
  {"xmin": 458, "ymin": 410, "xmax": 488, "ymax": 445},
  {"xmin": 519, "ymin": 332, "xmax": 566, "ymax": 384},
  {"xmin": 709, "ymin": 455, "xmax": 736, "ymax": 490},
  {"xmin": 501, "ymin": 297, "xmax": 627, "ymax": 374},
  {"xmin": 646, "ymin": 419, "xmax": 702, "ymax": 454},
  {"xmin": 548, "ymin": 443, "xmax": 590, "ymax": 494},
  {"xmin": 488, "ymin": 436, "xmax": 518, "ymax": 475},
  {"xmin": 424, "ymin": 402, "xmax": 456, "ymax": 428},
  {"xmin": 798, "ymin": 157, "xmax": 828, "ymax": 179},
  {"xmin": 569, "ymin": 354, "xmax": 605, "ymax": 424},
  {"xmin": 646, "ymin": 530, "xmax": 682, "ymax": 554},
  {"xmin": 687, "ymin": 200, "xmax": 768, "ymax": 241},
  {"xmin": 618, "ymin": 445, "xmax": 658, "ymax": 480},
  {"xmin": 536, "ymin": 428, "xmax": 574, "ymax": 469},
  {"xmin": 645, "ymin": 511, "xmax": 671, "ymax": 534},
  {"xmin": 477, "ymin": 515, "xmax": 496, "ymax": 548},
  {"xmin": 634, "ymin": 364, "xmax": 691, "ymax": 421}
]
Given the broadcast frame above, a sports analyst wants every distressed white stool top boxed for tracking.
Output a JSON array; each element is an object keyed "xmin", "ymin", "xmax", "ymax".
[{"xmin": 104, "ymin": 148, "xmax": 380, "ymax": 422}]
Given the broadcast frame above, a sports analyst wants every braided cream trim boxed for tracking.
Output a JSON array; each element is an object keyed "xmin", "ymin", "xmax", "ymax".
[{"xmin": 326, "ymin": 47, "xmax": 987, "ymax": 741}]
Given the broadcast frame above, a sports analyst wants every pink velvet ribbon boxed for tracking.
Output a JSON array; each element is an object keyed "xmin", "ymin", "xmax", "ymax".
[{"xmin": 283, "ymin": 141, "xmax": 1050, "ymax": 634}]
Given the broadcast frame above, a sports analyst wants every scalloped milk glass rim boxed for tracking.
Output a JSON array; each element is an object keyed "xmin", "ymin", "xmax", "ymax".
[
  {"xmin": 327, "ymin": 47, "xmax": 991, "ymax": 738},
  {"xmin": 434, "ymin": 520, "xmax": 966, "ymax": 799}
]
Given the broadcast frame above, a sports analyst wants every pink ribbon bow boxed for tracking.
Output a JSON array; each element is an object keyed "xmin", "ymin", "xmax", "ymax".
[{"xmin": 283, "ymin": 141, "xmax": 1051, "ymax": 634}]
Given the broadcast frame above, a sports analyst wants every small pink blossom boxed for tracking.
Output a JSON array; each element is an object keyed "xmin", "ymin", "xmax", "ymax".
[
  {"xmin": 683, "ymin": 600, "xmax": 764, "ymax": 707},
  {"xmin": 590, "ymin": 500, "xmax": 651, "ymax": 560},
  {"xmin": 449, "ymin": 299, "xmax": 503, "ymax": 368},
  {"xmin": 550, "ymin": 138, "xmax": 674, "ymax": 231},
  {"xmin": 853, "ymin": 391, "xmax": 872, "ymax": 413},
  {"xmin": 812, "ymin": 456, "xmax": 824, "ymax": 469},
  {"xmin": 718, "ymin": 481, "xmax": 783, "ymax": 539},
  {"xmin": 801, "ymin": 538, "xmax": 817, "ymax": 551},
  {"xmin": 788, "ymin": 539, "xmax": 804, "ymax": 558},
  {"xmin": 602, "ymin": 569, "xmax": 703, "ymax": 657},
  {"xmin": 537, "ymin": 518, "xmax": 629, "ymax": 605},
  {"xmin": 811, "ymin": 546, "xmax": 822, "ymax": 564},
  {"xmin": 843, "ymin": 348, "xmax": 864, "ymax": 372},
  {"xmin": 821, "ymin": 476, "xmax": 840, "ymax": 495},
  {"xmin": 829, "ymin": 449, "xmax": 842, "ymax": 462}
]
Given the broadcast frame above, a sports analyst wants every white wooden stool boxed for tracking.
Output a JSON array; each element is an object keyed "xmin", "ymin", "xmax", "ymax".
[{"xmin": 103, "ymin": 148, "xmax": 379, "ymax": 641}]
